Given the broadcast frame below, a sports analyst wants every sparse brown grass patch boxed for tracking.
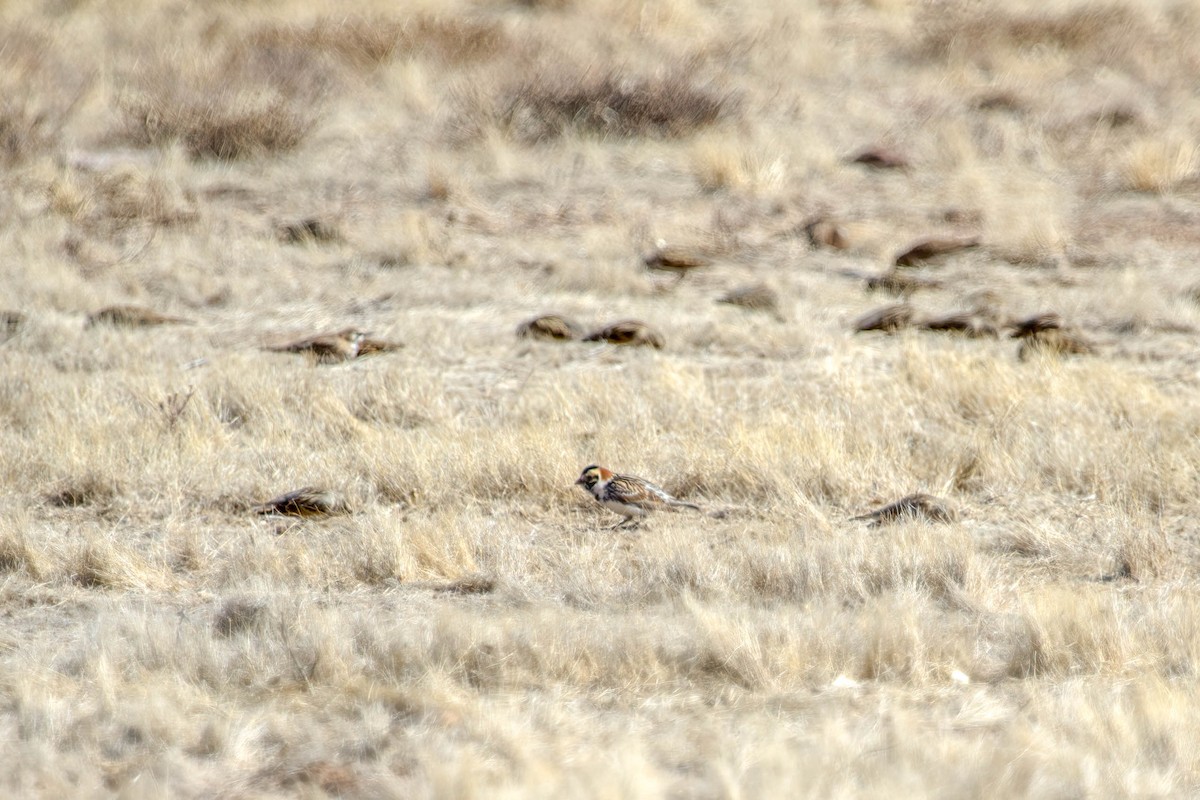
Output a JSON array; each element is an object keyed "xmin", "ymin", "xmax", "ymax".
[
  {"xmin": 121, "ymin": 42, "xmax": 329, "ymax": 159},
  {"xmin": 497, "ymin": 68, "xmax": 737, "ymax": 141}
]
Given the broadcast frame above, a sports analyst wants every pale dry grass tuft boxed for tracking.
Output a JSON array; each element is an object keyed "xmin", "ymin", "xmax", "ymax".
[
  {"xmin": 690, "ymin": 134, "xmax": 787, "ymax": 192},
  {"xmin": 1120, "ymin": 137, "xmax": 1199, "ymax": 193}
]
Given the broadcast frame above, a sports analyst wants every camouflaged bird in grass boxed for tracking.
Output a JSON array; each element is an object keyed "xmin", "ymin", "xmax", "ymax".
[
  {"xmin": 253, "ymin": 487, "xmax": 350, "ymax": 518},
  {"xmin": 516, "ymin": 313, "xmax": 583, "ymax": 341},
  {"xmin": 853, "ymin": 303, "xmax": 914, "ymax": 333},
  {"xmin": 575, "ymin": 465, "xmax": 701, "ymax": 530},
  {"xmin": 642, "ymin": 245, "xmax": 712, "ymax": 285},
  {"xmin": 894, "ymin": 235, "xmax": 981, "ymax": 267},
  {"xmin": 583, "ymin": 320, "xmax": 665, "ymax": 348},
  {"xmin": 277, "ymin": 217, "xmax": 341, "ymax": 244},
  {"xmin": 86, "ymin": 305, "xmax": 192, "ymax": 327},
  {"xmin": 643, "ymin": 245, "xmax": 711, "ymax": 273},
  {"xmin": 852, "ymin": 493, "xmax": 958, "ymax": 527},
  {"xmin": 917, "ymin": 311, "xmax": 999, "ymax": 338},
  {"xmin": 264, "ymin": 328, "xmax": 367, "ymax": 364},
  {"xmin": 847, "ymin": 145, "xmax": 909, "ymax": 170}
]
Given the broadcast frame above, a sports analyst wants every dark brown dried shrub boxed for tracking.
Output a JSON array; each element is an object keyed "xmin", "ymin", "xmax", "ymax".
[
  {"xmin": 122, "ymin": 42, "xmax": 330, "ymax": 160},
  {"xmin": 499, "ymin": 69, "xmax": 736, "ymax": 141}
]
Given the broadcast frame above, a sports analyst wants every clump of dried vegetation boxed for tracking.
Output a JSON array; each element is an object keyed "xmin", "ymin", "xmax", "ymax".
[
  {"xmin": 498, "ymin": 68, "xmax": 737, "ymax": 141},
  {"xmin": 120, "ymin": 44, "xmax": 330, "ymax": 160},
  {"xmin": 2, "ymin": 0, "xmax": 1200, "ymax": 796}
]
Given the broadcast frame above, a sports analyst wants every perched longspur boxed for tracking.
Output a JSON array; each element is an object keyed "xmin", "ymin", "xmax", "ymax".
[
  {"xmin": 575, "ymin": 465, "xmax": 700, "ymax": 529},
  {"xmin": 893, "ymin": 235, "xmax": 980, "ymax": 268},
  {"xmin": 917, "ymin": 311, "xmax": 999, "ymax": 338},
  {"xmin": 253, "ymin": 487, "xmax": 349, "ymax": 518},
  {"xmin": 642, "ymin": 245, "xmax": 711, "ymax": 282},
  {"xmin": 851, "ymin": 493, "xmax": 957, "ymax": 527},
  {"xmin": 582, "ymin": 320, "xmax": 665, "ymax": 348},
  {"xmin": 516, "ymin": 314, "xmax": 583, "ymax": 341},
  {"xmin": 265, "ymin": 328, "xmax": 367, "ymax": 364},
  {"xmin": 847, "ymin": 145, "xmax": 909, "ymax": 170}
]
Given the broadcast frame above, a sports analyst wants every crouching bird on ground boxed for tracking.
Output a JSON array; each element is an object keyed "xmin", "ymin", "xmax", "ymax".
[{"xmin": 575, "ymin": 465, "xmax": 700, "ymax": 529}]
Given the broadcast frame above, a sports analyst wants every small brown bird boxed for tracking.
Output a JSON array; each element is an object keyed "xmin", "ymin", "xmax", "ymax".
[
  {"xmin": 717, "ymin": 284, "xmax": 782, "ymax": 318},
  {"xmin": 516, "ymin": 314, "xmax": 583, "ymax": 341},
  {"xmin": 803, "ymin": 216, "xmax": 850, "ymax": 250},
  {"xmin": 643, "ymin": 246, "xmax": 711, "ymax": 283},
  {"xmin": 253, "ymin": 487, "xmax": 349, "ymax": 518},
  {"xmin": 583, "ymin": 320, "xmax": 665, "ymax": 348},
  {"xmin": 575, "ymin": 465, "xmax": 700, "ymax": 529},
  {"xmin": 265, "ymin": 328, "xmax": 366, "ymax": 363},
  {"xmin": 894, "ymin": 236, "xmax": 981, "ymax": 268},
  {"xmin": 1007, "ymin": 313, "xmax": 1063, "ymax": 338},
  {"xmin": 87, "ymin": 305, "xmax": 192, "ymax": 327},
  {"xmin": 278, "ymin": 217, "xmax": 341, "ymax": 244},
  {"xmin": 356, "ymin": 335, "xmax": 405, "ymax": 356},
  {"xmin": 854, "ymin": 303, "xmax": 915, "ymax": 333},
  {"xmin": 1017, "ymin": 328, "xmax": 1096, "ymax": 361},
  {"xmin": 852, "ymin": 493, "xmax": 957, "ymax": 527},
  {"xmin": 865, "ymin": 271, "xmax": 941, "ymax": 296},
  {"xmin": 847, "ymin": 146, "xmax": 909, "ymax": 170},
  {"xmin": 917, "ymin": 312, "xmax": 999, "ymax": 338}
]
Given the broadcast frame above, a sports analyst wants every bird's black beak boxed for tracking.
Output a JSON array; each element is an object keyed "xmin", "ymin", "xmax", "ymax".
[{"xmin": 574, "ymin": 476, "xmax": 586, "ymax": 485}]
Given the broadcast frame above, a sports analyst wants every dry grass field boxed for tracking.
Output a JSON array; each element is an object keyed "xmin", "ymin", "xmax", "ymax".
[{"xmin": 3, "ymin": 0, "xmax": 1200, "ymax": 796}]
